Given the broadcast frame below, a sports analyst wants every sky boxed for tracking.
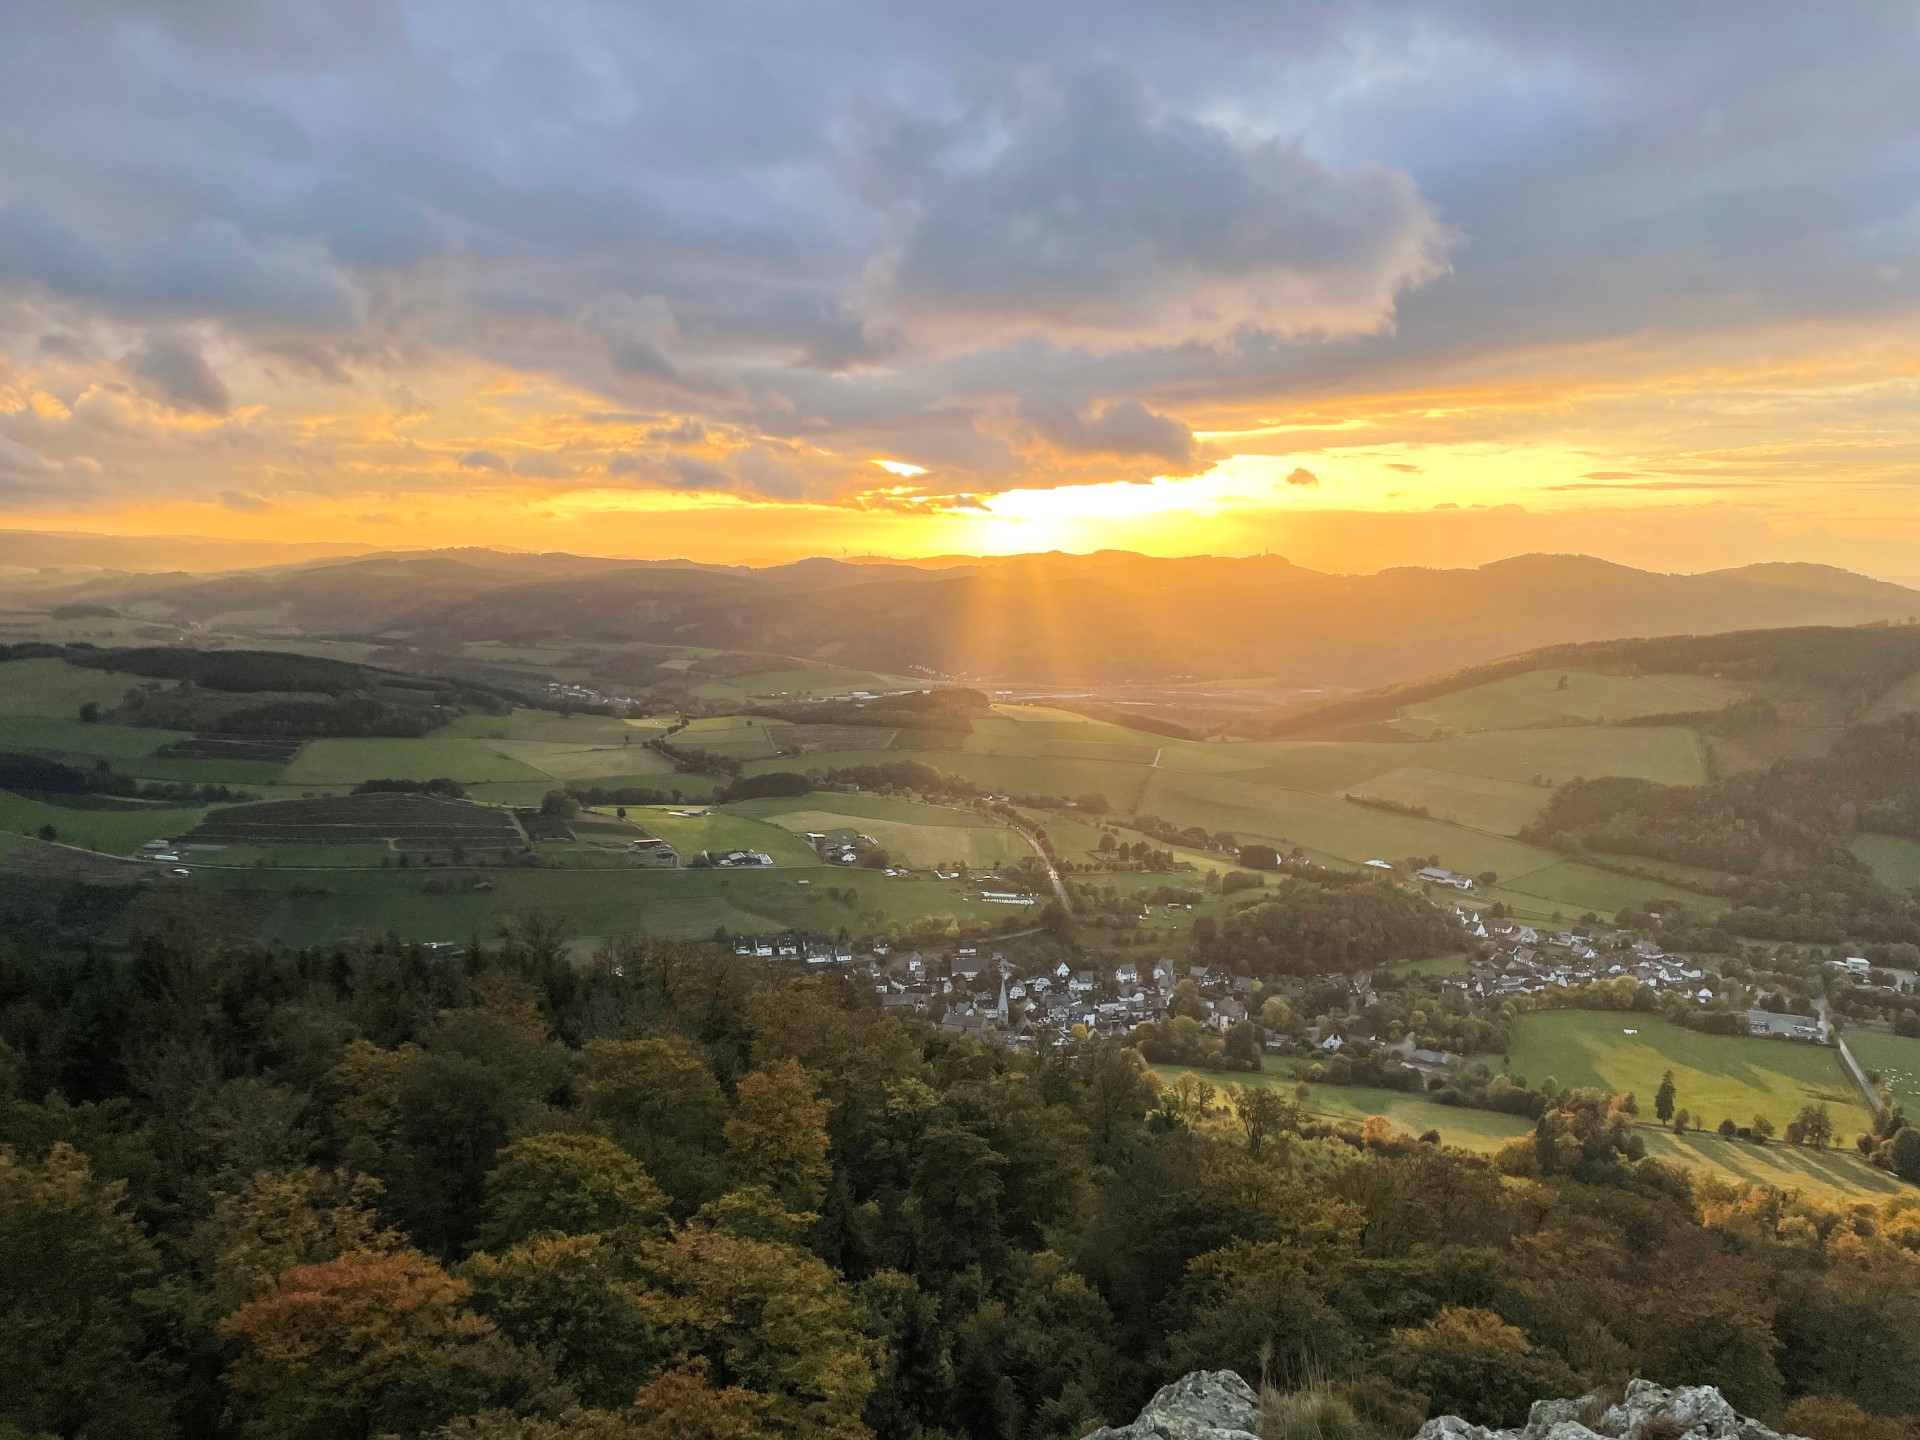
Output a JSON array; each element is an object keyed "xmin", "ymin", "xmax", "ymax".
[{"xmin": 2, "ymin": 1, "xmax": 1919, "ymax": 574}]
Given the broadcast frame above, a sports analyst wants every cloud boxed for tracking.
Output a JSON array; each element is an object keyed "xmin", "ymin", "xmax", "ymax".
[
  {"xmin": 1018, "ymin": 397, "xmax": 1199, "ymax": 467},
  {"xmin": 645, "ymin": 417, "xmax": 708, "ymax": 444},
  {"xmin": 1285, "ymin": 467, "xmax": 1320, "ymax": 487},
  {"xmin": 218, "ymin": 489, "xmax": 273, "ymax": 513},
  {"xmin": 1386, "ymin": 462, "xmax": 1421, "ymax": 473},
  {"xmin": 122, "ymin": 332, "xmax": 231, "ymax": 415},
  {"xmin": 1, "ymin": 1, "xmax": 1918, "ymax": 522},
  {"xmin": 459, "ymin": 450, "xmax": 509, "ymax": 472},
  {"xmin": 859, "ymin": 66, "xmax": 1453, "ymax": 348},
  {"xmin": 586, "ymin": 294, "xmax": 681, "ymax": 381},
  {"xmin": 666, "ymin": 455, "xmax": 734, "ymax": 491},
  {"xmin": 0, "ymin": 210, "xmax": 361, "ymax": 329}
]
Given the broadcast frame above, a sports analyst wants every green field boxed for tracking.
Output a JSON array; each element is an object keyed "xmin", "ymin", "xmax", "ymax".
[
  {"xmin": 192, "ymin": 862, "xmax": 1007, "ymax": 947},
  {"xmin": 1852, "ymin": 833, "xmax": 1920, "ymax": 891},
  {"xmin": 0, "ymin": 791, "xmax": 210, "ymax": 853},
  {"xmin": 1507, "ymin": 1012, "xmax": 1871, "ymax": 1138},
  {"xmin": 1394, "ymin": 952, "xmax": 1474, "ymax": 976},
  {"xmin": 483, "ymin": 739, "xmax": 678, "ymax": 780},
  {"xmin": 691, "ymin": 668, "xmax": 922, "ymax": 702},
  {"xmin": 1344, "ymin": 766, "xmax": 1552, "ymax": 835},
  {"xmin": 1139, "ymin": 767, "xmax": 1553, "ymax": 874},
  {"xmin": 1846, "ymin": 1030, "xmax": 1920, "ymax": 1112},
  {"xmin": 434, "ymin": 710, "xmax": 671, "ymax": 743},
  {"xmin": 730, "ymin": 792, "xmax": 1029, "ymax": 869},
  {"xmin": 0, "ymin": 714, "xmax": 288, "ymax": 786},
  {"xmin": 1492, "ymin": 860, "xmax": 1723, "ymax": 919},
  {"xmin": 1164, "ymin": 1062, "xmax": 1902, "ymax": 1201},
  {"xmin": 1636, "ymin": 1127, "xmax": 1907, "ymax": 1201},
  {"xmin": 0, "ymin": 657, "xmax": 171, "ymax": 716},
  {"xmin": 196, "ymin": 842, "xmax": 399, "ymax": 868},
  {"xmin": 609, "ymin": 806, "xmax": 820, "ymax": 866},
  {"xmin": 1397, "ymin": 670, "xmax": 1744, "ymax": 735},
  {"xmin": 1155, "ymin": 1065, "xmax": 1532, "ymax": 1152},
  {"xmin": 284, "ymin": 737, "xmax": 551, "ymax": 785}
]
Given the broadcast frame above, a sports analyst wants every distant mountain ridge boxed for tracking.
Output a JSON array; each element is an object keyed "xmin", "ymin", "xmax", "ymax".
[{"xmin": 9, "ymin": 542, "xmax": 1919, "ymax": 691}]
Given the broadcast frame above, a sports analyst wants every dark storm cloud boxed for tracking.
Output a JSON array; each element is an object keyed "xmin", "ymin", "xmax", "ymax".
[
  {"xmin": 0, "ymin": 1, "xmax": 1915, "ymax": 500},
  {"xmin": 855, "ymin": 65, "xmax": 1451, "ymax": 344},
  {"xmin": 1018, "ymin": 397, "xmax": 1199, "ymax": 467},
  {"xmin": 123, "ymin": 332, "xmax": 232, "ymax": 415}
]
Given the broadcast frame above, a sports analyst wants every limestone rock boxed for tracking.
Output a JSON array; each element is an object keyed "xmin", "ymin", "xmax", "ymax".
[
  {"xmin": 1411, "ymin": 1378, "xmax": 1807, "ymax": 1440},
  {"xmin": 1081, "ymin": 1369, "xmax": 1261, "ymax": 1440},
  {"xmin": 1085, "ymin": 1373, "xmax": 1809, "ymax": 1440}
]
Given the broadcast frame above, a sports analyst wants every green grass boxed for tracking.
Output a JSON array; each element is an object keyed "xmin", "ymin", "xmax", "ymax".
[
  {"xmin": 1397, "ymin": 670, "xmax": 1745, "ymax": 734},
  {"xmin": 0, "ymin": 791, "xmax": 210, "ymax": 853},
  {"xmin": 1506, "ymin": 1012, "xmax": 1871, "ymax": 1137},
  {"xmin": 1634, "ymin": 1128, "xmax": 1907, "ymax": 1202},
  {"xmin": 435, "ymin": 710, "xmax": 671, "ymax": 743},
  {"xmin": 1155, "ymin": 1065, "xmax": 1532, "ymax": 1152},
  {"xmin": 763, "ymin": 810, "xmax": 1024, "ymax": 868},
  {"xmin": 1394, "ymin": 952, "xmax": 1474, "ymax": 976},
  {"xmin": 1138, "ymin": 767, "xmax": 1554, "ymax": 874},
  {"xmin": 610, "ymin": 806, "xmax": 820, "ymax": 866},
  {"xmin": 0, "ymin": 657, "xmax": 172, "ymax": 716},
  {"xmin": 1852, "ymin": 833, "xmax": 1920, "ymax": 891},
  {"xmin": 0, "ymin": 714, "xmax": 289, "ymax": 786},
  {"xmin": 744, "ymin": 748, "xmax": 1157, "ymax": 812},
  {"xmin": 691, "ymin": 667, "xmax": 922, "ymax": 702},
  {"xmin": 1492, "ymin": 860, "xmax": 1724, "ymax": 919},
  {"xmin": 1159, "ymin": 1061, "xmax": 1903, "ymax": 1201},
  {"xmin": 1343, "ymin": 766, "xmax": 1552, "ymax": 836},
  {"xmin": 731, "ymin": 793, "xmax": 1029, "ymax": 869},
  {"xmin": 482, "ymin": 739, "xmax": 678, "ymax": 780},
  {"xmin": 195, "ymin": 843, "xmax": 397, "ymax": 868},
  {"xmin": 193, "ymin": 863, "xmax": 1010, "ymax": 947},
  {"xmin": 1845, "ymin": 1030, "xmax": 1920, "ymax": 1113},
  {"xmin": 284, "ymin": 738, "xmax": 550, "ymax": 785}
]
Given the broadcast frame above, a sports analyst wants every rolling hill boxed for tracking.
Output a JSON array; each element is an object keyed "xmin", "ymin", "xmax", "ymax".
[{"xmin": 10, "ymin": 539, "xmax": 1920, "ymax": 691}]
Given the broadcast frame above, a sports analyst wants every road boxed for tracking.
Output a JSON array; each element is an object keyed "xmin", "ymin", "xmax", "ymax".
[
  {"xmin": 1013, "ymin": 823, "xmax": 1071, "ymax": 910},
  {"xmin": 1819, "ymin": 994, "xmax": 1886, "ymax": 1121}
]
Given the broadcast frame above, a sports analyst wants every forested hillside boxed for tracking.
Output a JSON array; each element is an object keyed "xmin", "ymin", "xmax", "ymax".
[
  {"xmin": 27, "ymin": 548, "xmax": 1920, "ymax": 689},
  {"xmin": 4, "ymin": 924, "xmax": 1919, "ymax": 1440}
]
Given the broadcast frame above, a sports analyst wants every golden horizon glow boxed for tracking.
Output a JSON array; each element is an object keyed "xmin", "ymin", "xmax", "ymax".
[{"xmin": 7, "ymin": 319, "xmax": 1920, "ymax": 576}]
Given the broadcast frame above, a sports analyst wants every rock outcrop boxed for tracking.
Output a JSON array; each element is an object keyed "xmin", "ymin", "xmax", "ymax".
[
  {"xmin": 1080, "ymin": 1374, "xmax": 1809, "ymax": 1440},
  {"xmin": 1081, "ymin": 1369, "xmax": 1261, "ymax": 1440},
  {"xmin": 1414, "ymin": 1379, "xmax": 1806, "ymax": 1440}
]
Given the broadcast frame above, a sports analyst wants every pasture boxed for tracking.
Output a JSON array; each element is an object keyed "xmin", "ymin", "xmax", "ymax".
[
  {"xmin": 0, "ymin": 656, "xmax": 170, "ymax": 716},
  {"xmin": 1396, "ymin": 669, "xmax": 1744, "ymax": 735},
  {"xmin": 0, "ymin": 790, "xmax": 209, "ymax": 853},
  {"xmin": 284, "ymin": 737, "xmax": 550, "ymax": 785},
  {"xmin": 730, "ymin": 791, "xmax": 1029, "ymax": 869},
  {"xmin": 194, "ymin": 862, "xmax": 1011, "ymax": 947},
  {"xmin": 1846, "ymin": 1030, "xmax": 1920, "ymax": 1113},
  {"xmin": 1490, "ymin": 860, "xmax": 1723, "ymax": 919},
  {"xmin": 1506, "ymin": 1011, "xmax": 1871, "ymax": 1138},
  {"xmin": 1162, "ymin": 1062, "xmax": 1902, "ymax": 1201},
  {"xmin": 1154, "ymin": 1064, "xmax": 1532, "ymax": 1153},
  {"xmin": 1852, "ymin": 833, "xmax": 1920, "ymax": 891},
  {"xmin": 1634, "ymin": 1127, "xmax": 1907, "ymax": 1202},
  {"xmin": 610, "ymin": 806, "xmax": 819, "ymax": 866},
  {"xmin": 186, "ymin": 794, "xmax": 525, "ymax": 855},
  {"xmin": 483, "ymin": 738, "xmax": 678, "ymax": 780},
  {"xmin": 691, "ymin": 667, "xmax": 922, "ymax": 702},
  {"xmin": 1343, "ymin": 766, "xmax": 1551, "ymax": 836},
  {"xmin": 0, "ymin": 713, "xmax": 286, "ymax": 786}
]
